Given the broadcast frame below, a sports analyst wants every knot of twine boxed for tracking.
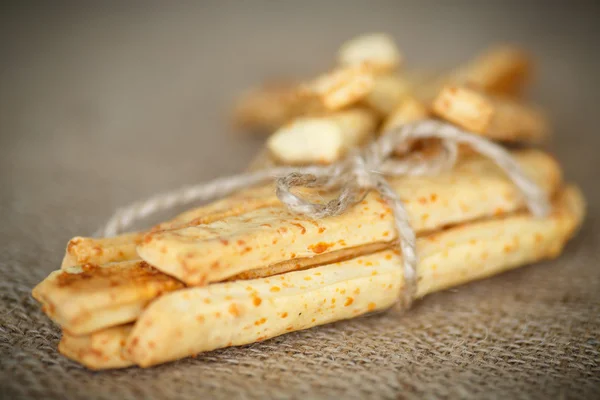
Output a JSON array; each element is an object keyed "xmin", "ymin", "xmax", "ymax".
[{"xmin": 97, "ymin": 120, "xmax": 550, "ymax": 308}]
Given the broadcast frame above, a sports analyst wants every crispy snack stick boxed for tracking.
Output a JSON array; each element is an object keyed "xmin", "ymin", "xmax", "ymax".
[
  {"xmin": 266, "ymin": 108, "xmax": 377, "ymax": 164},
  {"xmin": 33, "ymin": 261, "xmax": 184, "ymax": 336},
  {"xmin": 61, "ymin": 184, "xmax": 278, "ymax": 269},
  {"xmin": 61, "ymin": 185, "xmax": 582, "ymax": 369},
  {"xmin": 416, "ymin": 45, "xmax": 533, "ymax": 103},
  {"xmin": 232, "ymin": 82, "xmax": 325, "ymax": 133},
  {"xmin": 432, "ymin": 85, "xmax": 548, "ymax": 142},
  {"xmin": 451, "ymin": 45, "xmax": 532, "ymax": 97},
  {"xmin": 139, "ymin": 150, "xmax": 561, "ymax": 286},
  {"xmin": 59, "ymin": 325, "xmax": 133, "ymax": 370}
]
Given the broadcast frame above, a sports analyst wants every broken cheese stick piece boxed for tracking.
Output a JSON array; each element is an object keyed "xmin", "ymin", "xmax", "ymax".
[
  {"xmin": 300, "ymin": 64, "xmax": 376, "ymax": 111},
  {"xmin": 139, "ymin": 150, "xmax": 562, "ymax": 286},
  {"xmin": 59, "ymin": 325, "xmax": 133, "ymax": 370},
  {"xmin": 433, "ymin": 85, "xmax": 548, "ymax": 142},
  {"xmin": 124, "ymin": 185, "xmax": 583, "ymax": 368},
  {"xmin": 337, "ymin": 33, "xmax": 403, "ymax": 73},
  {"xmin": 33, "ymin": 261, "xmax": 183, "ymax": 335},
  {"xmin": 432, "ymin": 86, "xmax": 495, "ymax": 134},
  {"xmin": 267, "ymin": 108, "xmax": 377, "ymax": 164},
  {"xmin": 61, "ymin": 232, "xmax": 143, "ymax": 270}
]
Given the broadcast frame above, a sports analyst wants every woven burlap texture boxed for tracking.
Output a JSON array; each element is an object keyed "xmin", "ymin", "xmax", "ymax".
[{"xmin": 1, "ymin": 2, "xmax": 599, "ymax": 399}]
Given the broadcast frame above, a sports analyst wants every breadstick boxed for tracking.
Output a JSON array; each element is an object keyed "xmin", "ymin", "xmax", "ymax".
[
  {"xmin": 61, "ymin": 184, "xmax": 278, "ymax": 268},
  {"xmin": 416, "ymin": 45, "xmax": 533, "ymax": 104},
  {"xmin": 59, "ymin": 325, "xmax": 133, "ymax": 370},
  {"xmin": 432, "ymin": 85, "xmax": 548, "ymax": 142},
  {"xmin": 232, "ymin": 81, "xmax": 324, "ymax": 133},
  {"xmin": 61, "ymin": 185, "xmax": 581, "ymax": 369},
  {"xmin": 139, "ymin": 149, "xmax": 561, "ymax": 285},
  {"xmin": 33, "ymin": 261, "xmax": 183, "ymax": 335},
  {"xmin": 300, "ymin": 64, "xmax": 376, "ymax": 111}
]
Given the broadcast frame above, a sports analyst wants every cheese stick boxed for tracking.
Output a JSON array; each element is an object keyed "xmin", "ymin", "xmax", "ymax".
[
  {"xmin": 61, "ymin": 185, "xmax": 582, "ymax": 369},
  {"xmin": 416, "ymin": 45, "xmax": 533, "ymax": 103},
  {"xmin": 33, "ymin": 261, "xmax": 184, "ymax": 335},
  {"xmin": 61, "ymin": 184, "xmax": 278, "ymax": 268},
  {"xmin": 432, "ymin": 85, "xmax": 548, "ymax": 142},
  {"xmin": 59, "ymin": 325, "xmax": 133, "ymax": 370},
  {"xmin": 139, "ymin": 149, "xmax": 561, "ymax": 285}
]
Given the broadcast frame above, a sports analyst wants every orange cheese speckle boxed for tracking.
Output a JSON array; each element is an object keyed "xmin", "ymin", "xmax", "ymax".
[
  {"xmin": 368, "ymin": 302, "xmax": 376, "ymax": 311},
  {"xmin": 228, "ymin": 303, "xmax": 240, "ymax": 317},
  {"xmin": 253, "ymin": 296, "xmax": 262, "ymax": 306},
  {"xmin": 345, "ymin": 297, "xmax": 354, "ymax": 306},
  {"xmin": 281, "ymin": 312, "xmax": 288, "ymax": 318},
  {"xmin": 308, "ymin": 242, "xmax": 334, "ymax": 254},
  {"xmin": 255, "ymin": 318, "xmax": 267, "ymax": 326},
  {"xmin": 290, "ymin": 222, "xmax": 306, "ymax": 234},
  {"xmin": 270, "ymin": 286, "xmax": 281, "ymax": 292}
]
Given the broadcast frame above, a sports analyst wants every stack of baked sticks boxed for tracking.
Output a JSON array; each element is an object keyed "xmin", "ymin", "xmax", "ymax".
[{"xmin": 33, "ymin": 33, "xmax": 585, "ymax": 370}]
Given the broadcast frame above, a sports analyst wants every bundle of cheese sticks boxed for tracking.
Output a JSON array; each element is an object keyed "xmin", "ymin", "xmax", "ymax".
[{"xmin": 33, "ymin": 33, "xmax": 585, "ymax": 370}]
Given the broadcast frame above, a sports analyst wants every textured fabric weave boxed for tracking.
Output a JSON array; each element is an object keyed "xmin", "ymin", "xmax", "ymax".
[{"xmin": 1, "ymin": 2, "xmax": 599, "ymax": 399}]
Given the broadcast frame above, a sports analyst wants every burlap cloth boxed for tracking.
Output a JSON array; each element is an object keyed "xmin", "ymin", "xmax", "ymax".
[{"xmin": 1, "ymin": 2, "xmax": 599, "ymax": 399}]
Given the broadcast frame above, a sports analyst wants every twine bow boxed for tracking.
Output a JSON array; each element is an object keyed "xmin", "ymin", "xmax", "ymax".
[{"xmin": 97, "ymin": 120, "xmax": 550, "ymax": 308}]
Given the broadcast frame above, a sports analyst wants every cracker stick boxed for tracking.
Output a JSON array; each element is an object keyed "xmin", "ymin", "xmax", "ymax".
[
  {"xmin": 416, "ymin": 45, "xmax": 533, "ymax": 103},
  {"xmin": 139, "ymin": 150, "xmax": 561, "ymax": 286},
  {"xmin": 59, "ymin": 325, "xmax": 132, "ymax": 370},
  {"xmin": 267, "ymin": 108, "xmax": 377, "ymax": 164},
  {"xmin": 432, "ymin": 85, "xmax": 548, "ymax": 142},
  {"xmin": 452, "ymin": 45, "xmax": 532, "ymax": 97},
  {"xmin": 33, "ymin": 261, "xmax": 184, "ymax": 335},
  {"xmin": 232, "ymin": 81, "xmax": 324, "ymax": 133},
  {"xmin": 300, "ymin": 64, "xmax": 377, "ymax": 111},
  {"xmin": 121, "ymin": 185, "xmax": 583, "ymax": 368},
  {"xmin": 61, "ymin": 184, "xmax": 278, "ymax": 269}
]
